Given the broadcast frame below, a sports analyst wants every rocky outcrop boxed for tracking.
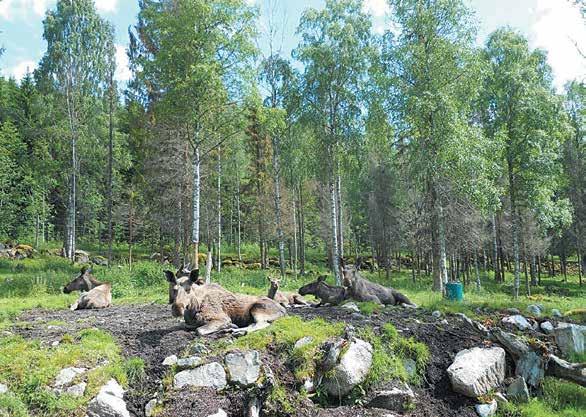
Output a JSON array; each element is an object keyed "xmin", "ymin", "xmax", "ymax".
[
  {"xmin": 173, "ymin": 362, "xmax": 227, "ymax": 389},
  {"xmin": 86, "ymin": 379, "xmax": 130, "ymax": 417},
  {"xmin": 321, "ymin": 338, "xmax": 373, "ymax": 397},
  {"xmin": 224, "ymin": 351, "xmax": 261, "ymax": 387},
  {"xmin": 447, "ymin": 347, "xmax": 506, "ymax": 397},
  {"xmin": 554, "ymin": 323, "xmax": 585, "ymax": 357}
]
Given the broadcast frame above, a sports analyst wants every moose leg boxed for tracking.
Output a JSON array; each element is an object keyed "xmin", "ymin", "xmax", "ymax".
[{"xmin": 196, "ymin": 318, "xmax": 233, "ymax": 336}]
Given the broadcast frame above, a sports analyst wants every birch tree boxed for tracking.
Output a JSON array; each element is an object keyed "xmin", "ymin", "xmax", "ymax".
[{"xmin": 39, "ymin": 0, "xmax": 115, "ymax": 259}]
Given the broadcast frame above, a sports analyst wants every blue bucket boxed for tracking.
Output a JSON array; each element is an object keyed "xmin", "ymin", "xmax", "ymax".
[{"xmin": 446, "ymin": 282, "xmax": 464, "ymax": 302}]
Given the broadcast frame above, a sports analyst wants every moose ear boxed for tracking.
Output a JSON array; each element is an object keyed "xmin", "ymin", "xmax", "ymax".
[
  {"xmin": 355, "ymin": 257, "xmax": 363, "ymax": 271},
  {"xmin": 164, "ymin": 270, "xmax": 176, "ymax": 284},
  {"xmin": 189, "ymin": 269, "xmax": 200, "ymax": 283}
]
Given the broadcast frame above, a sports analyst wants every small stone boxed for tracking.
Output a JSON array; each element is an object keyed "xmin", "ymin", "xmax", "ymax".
[
  {"xmin": 527, "ymin": 305, "xmax": 542, "ymax": 317},
  {"xmin": 224, "ymin": 351, "xmax": 261, "ymax": 386},
  {"xmin": 54, "ymin": 367, "xmax": 87, "ymax": 388},
  {"xmin": 507, "ymin": 376, "xmax": 530, "ymax": 403},
  {"xmin": 367, "ymin": 381, "xmax": 415, "ymax": 412},
  {"xmin": 502, "ymin": 315, "xmax": 532, "ymax": 331},
  {"xmin": 341, "ymin": 302, "xmax": 360, "ymax": 313},
  {"xmin": 551, "ymin": 309, "xmax": 563, "ymax": 318},
  {"xmin": 540, "ymin": 321, "xmax": 554, "ymax": 334},
  {"xmin": 188, "ymin": 343, "xmax": 209, "ymax": 355},
  {"xmin": 403, "ymin": 358, "xmax": 417, "ymax": 377},
  {"xmin": 207, "ymin": 409, "xmax": 227, "ymax": 417},
  {"xmin": 294, "ymin": 336, "xmax": 314, "ymax": 350},
  {"xmin": 86, "ymin": 379, "xmax": 129, "ymax": 417},
  {"xmin": 66, "ymin": 382, "xmax": 87, "ymax": 397},
  {"xmin": 145, "ymin": 399, "xmax": 158, "ymax": 417},
  {"xmin": 162, "ymin": 355, "xmax": 178, "ymax": 366},
  {"xmin": 0, "ymin": 383, "xmax": 8, "ymax": 394},
  {"xmin": 176, "ymin": 356, "xmax": 202, "ymax": 369},
  {"xmin": 173, "ymin": 362, "xmax": 227, "ymax": 389},
  {"xmin": 432, "ymin": 310, "xmax": 442, "ymax": 319},
  {"xmin": 494, "ymin": 392, "xmax": 508, "ymax": 404},
  {"xmin": 51, "ymin": 341, "xmax": 60, "ymax": 347},
  {"xmin": 302, "ymin": 378, "xmax": 315, "ymax": 393},
  {"xmin": 475, "ymin": 399, "xmax": 497, "ymax": 417},
  {"xmin": 440, "ymin": 319, "xmax": 449, "ymax": 325}
]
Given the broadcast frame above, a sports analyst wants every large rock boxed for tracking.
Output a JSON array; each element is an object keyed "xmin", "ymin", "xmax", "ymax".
[
  {"xmin": 507, "ymin": 376, "xmax": 529, "ymax": 402},
  {"xmin": 224, "ymin": 351, "xmax": 261, "ymax": 386},
  {"xmin": 475, "ymin": 399, "xmax": 497, "ymax": 417},
  {"xmin": 502, "ymin": 315, "xmax": 532, "ymax": 331},
  {"xmin": 174, "ymin": 362, "xmax": 227, "ymax": 389},
  {"xmin": 321, "ymin": 338, "xmax": 373, "ymax": 397},
  {"xmin": 86, "ymin": 379, "xmax": 129, "ymax": 417},
  {"xmin": 367, "ymin": 381, "xmax": 415, "ymax": 412},
  {"xmin": 447, "ymin": 347, "xmax": 506, "ymax": 398},
  {"xmin": 54, "ymin": 367, "xmax": 87, "ymax": 389},
  {"xmin": 554, "ymin": 324, "xmax": 584, "ymax": 357},
  {"xmin": 540, "ymin": 321, "xmax": 554, "ymax": 334}
]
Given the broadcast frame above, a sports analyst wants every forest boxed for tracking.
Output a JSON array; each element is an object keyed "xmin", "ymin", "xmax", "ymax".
[{"xmin": 0, "ymin": 1, "xmax": 585, "ymax": 417}]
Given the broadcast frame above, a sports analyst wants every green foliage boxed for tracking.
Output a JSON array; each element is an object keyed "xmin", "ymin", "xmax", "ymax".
[
  {"xmin": 0, "ymin": 328, "xmax": 126, "ymax": 417},
  {"xmin": 357, "ymin": 301, "xmax": 383, "ymax": 315},
  {"xmin": 123, "ymin": 357, "xmax": 146, "ymax": 386}
]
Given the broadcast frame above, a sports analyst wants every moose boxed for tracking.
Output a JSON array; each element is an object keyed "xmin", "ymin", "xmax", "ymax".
[
  {"xmin": 267, "ymin": 276, "xmax": 309, "ymax": 307},
  {"xmin": 340, "ymin": 258, "xmax": 416, "ymax": 307},
  {"xmin": 63, "ymin": 267, "xmax": 112, "ymax": 310},
  {"xmin": 164, "ymin": 268, "xmax": 286, "ymax": 336},
  {"xmin": 298, "ymin": 275, "xmax": 348, "ymax": 306}
]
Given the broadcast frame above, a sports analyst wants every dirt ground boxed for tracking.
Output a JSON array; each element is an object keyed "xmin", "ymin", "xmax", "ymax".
[{"xmin": 14, "ymin": 303, "xmax": 491, "ymax": 417}]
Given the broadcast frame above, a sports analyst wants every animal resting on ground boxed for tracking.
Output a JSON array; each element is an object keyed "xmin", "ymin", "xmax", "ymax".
[
  {"xmin": 267, "ymin": 276, "xmax": 309, "ymax": 307},
  {"xmin": 63, "ymin": 267, "xmax": 112, "ymax": 310},
  {"xmin": 165, "ymin": 267, "xmax": 286, "ymax": 336},
  {"xmin": 340, "ymin": 258, "xmax": 417, "ymax": 307},
  {"xmin": 298, "ymin": 275, "xmax": 348, "ymax": 306}
]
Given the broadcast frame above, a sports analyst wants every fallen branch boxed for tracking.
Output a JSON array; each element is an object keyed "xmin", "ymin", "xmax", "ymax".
[{"xmin": 547, "ymin": 355, "xmax": 586, "ymax": 387}]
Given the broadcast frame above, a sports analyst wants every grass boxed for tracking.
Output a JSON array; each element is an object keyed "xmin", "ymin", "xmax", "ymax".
[
  {"xmin": 0, "ymin": 328, "xmax": 127, "ymax": 417},
  {"xmin": 497, "ymin": 377, "xmax": 586, "ymax": 417}
]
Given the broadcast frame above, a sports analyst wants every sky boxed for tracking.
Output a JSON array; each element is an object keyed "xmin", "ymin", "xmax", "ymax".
[{"xmin": 0, "ymin": 0, "xmax": 584, "ymax": 91}]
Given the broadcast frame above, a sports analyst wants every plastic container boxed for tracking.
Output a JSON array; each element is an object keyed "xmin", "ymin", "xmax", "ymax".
[{"xmin": 446, "ymin": 282, "xmax": 464, "ymax": 301}]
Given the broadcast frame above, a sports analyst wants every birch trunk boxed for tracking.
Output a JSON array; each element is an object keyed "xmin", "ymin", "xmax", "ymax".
[
  {"xmin": 474, "ymin": 250, "xmax": 481, "ymax": 291},
  {"xmin": 191, "ymin": 146, "xmax": 201, "ymax": 269},
  {"xmin": 431, "ymin": 185, "xmax": 448, "ymax": 292},
  {"xmin": 336, "ymin": 172, "xmax": 344, "ymax": 258},
  {"xmin": 329, "ymin": 174, "xmax": 341, "ymax": 285},
  {"xmin": 236, "ymin": 167, "xmax": 242, "ymax": 262},
  {"xmin": 297, "ymin": 183, "xmax": 306, "ymax": 275},
  {"xmin": 216, "ymin": 148, "xmax": 221, "ymax": 273},
  {"xmin": 271, "ymin": 136, "xmax": 286, "ymax": 280},
  {"xmin": 107, "ymin": 73, "xmax": 114, "ymax": 266},
  {"xmin": 491, "ymin": 213, "xmax": 500, "ymax": 282}
]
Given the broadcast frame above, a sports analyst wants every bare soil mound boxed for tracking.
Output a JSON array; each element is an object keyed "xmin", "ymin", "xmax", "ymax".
[{"xmin": 14, "ymin": 304, "xmax": 486, "ymax": 417}]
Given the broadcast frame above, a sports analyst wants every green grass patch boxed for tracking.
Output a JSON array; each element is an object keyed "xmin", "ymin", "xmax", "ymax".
[
  {"xmin": 357, "ymin": 301, "xmax": 383, "ymax": 316},
  {"xmin": 0, "ymin": 328, "xmax": 126, "ymax": 417}
]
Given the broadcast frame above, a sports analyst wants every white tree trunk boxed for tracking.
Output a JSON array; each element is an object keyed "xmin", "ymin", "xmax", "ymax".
[
  {"xmin": 236, "ymin": 167, "xmax": 242, "ymax": 262},
  {"xmin": 330, "ymin": 174, "xmax": 341, "ymax": 285},
  {"xmin": 191, "ymin": 146, "xmax": 201, "ymax": 269},
  {"xmin": 216, "ymin": 148, "xmax": 222, "ymax": 273},
  {"xmin": 336, "ymin": 172, "xmax": 344, "ymax": 257},
  {"xmin": 272, "ymin": 137, "xmax": 286, "ymax": 279},
  {"xmin": 474, "ymin": 250, "xmax": 481, "ymax": 291}
]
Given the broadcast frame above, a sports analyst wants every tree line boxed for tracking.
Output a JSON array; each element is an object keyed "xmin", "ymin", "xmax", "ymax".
[{"xmin": 0, "ymin": 0, "xmax": 584, "ymax": 297}]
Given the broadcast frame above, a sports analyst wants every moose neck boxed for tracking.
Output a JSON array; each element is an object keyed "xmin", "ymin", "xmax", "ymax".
[{"xmin": 268, "ymin": 283, "xmax": 278, "ymax": 299}]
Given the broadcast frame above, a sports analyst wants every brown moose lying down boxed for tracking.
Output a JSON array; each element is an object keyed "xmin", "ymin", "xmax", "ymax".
[
  {"xmin": 267, "ymin": 276, "xmax": 309, "ymax": 307},
  {"xmin": 63, "ymin": 267, "xmax": 112, "ymax": 310},
  {"xmin": 165, "ymin": 268, "xmax": 286, "ymax": 336}
]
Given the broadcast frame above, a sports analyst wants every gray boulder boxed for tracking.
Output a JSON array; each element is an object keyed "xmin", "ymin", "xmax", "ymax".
[
  {"xmin": 502, "ymin": 315, "xmax": 532, "ymax": 331},
  {"xmin": 527, "ymin": 305, "xmax": 542, "ymax": 317},
  {"xmin": 432, "ymin": 310, "xmax": 442, "ymax": 319},
  {"xmin": 321, "ymin": 338, "xmax": 373, "ymax": 397},
  {"xmin": 86, "ymin": 379, "xmax": 129, "ymax": 417},
  {"xmin": 224, "ymin": 351, "xmax": 261, "ymax": 386},
  {"xmin": 540, "ymin": 321, "xmax": 554, "ymax": 334},
  {"xmin": 551, "ymin": 309, "xmax": 563, "ymax": 318},
  {"xmin": 367, "ymin": 381, "xmax": 415, "ymax": 412},
  {"xmin": 475, "ymin": 399, "xmax": 497, "ymax": 417},
  {"xmin": 176, "ymin": 356, "xmax": 202, "ymax": 369},
  {"xmin": 0, "ymin": 383, "xmax": 7, "ymax": 394},
  {"xmin": 74, "ymin": 250, "xmax": 90, "ymax": 264},
  {"xmin": 507, "ymin": 376, "xmax": 529, "ymax": 402},
  {"xmin": 341, "ymin": 302, "xmax": 360, "ymax": 313},
  {"xmin": 555, "ymin": 323, "xmax": 585, "ymax": 357},
  {"xmin": 447, "ymin": 347, "xmax": 506, "ymax": 398},
  {"xmin": 173, "ymin": 362, "xmax": 227, "ymax": 389}
]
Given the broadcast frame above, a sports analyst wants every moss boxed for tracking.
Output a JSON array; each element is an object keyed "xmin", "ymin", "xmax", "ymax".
[
  {"xmin": 266, "ymin": 383, "xmax": 296, "ymax": 415},
  {"xmin": 357, "ymin": 301, "xmax": 383, "ymax": 316},
  {"xmin": 0, "ymin": 328, "xmax": 126, "ymax": 417}
]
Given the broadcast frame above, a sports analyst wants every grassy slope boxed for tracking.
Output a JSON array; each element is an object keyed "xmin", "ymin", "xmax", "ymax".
[{"xmin": 0, "ymin": 250, "xmax": 584, "ymax": 417}]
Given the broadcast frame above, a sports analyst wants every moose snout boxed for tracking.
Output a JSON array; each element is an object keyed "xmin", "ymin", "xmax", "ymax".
[
  {"xmin": 171, "ymin": 303, "xmax": 185, "ymax": 318},
  {"xmin": 63, "ymin": 286, "xmax": 71, "ymax": 294}
]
